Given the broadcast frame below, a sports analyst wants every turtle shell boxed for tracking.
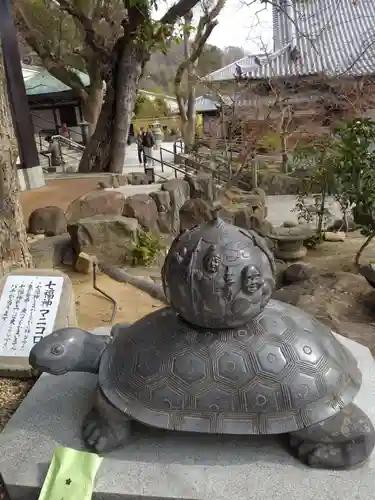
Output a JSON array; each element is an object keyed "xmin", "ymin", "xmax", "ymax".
[{"xmin": 98, "ymin": 301, "xmax": 361, "ymax": 435}]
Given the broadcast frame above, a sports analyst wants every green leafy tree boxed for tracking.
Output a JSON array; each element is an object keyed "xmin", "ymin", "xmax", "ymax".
[
  {"xmin": 154, "ymin": 96, "xmax": 170, "ymax": 116},
  {"xmin": 292, "ymin": 136, "xmax": 337, "ymax": 243},
  {"xmin": 17, "ymin": 0, "xmax": 203, "ymax": 173},
  {"xmin": 292, "ymin": 119, "xmax": 375, "ymax": 262},
  {"xmin": 133, "ymin": 94, "xmax": 169, "ymax": 118},
  {"xmin": 331, "ymin": 119, "xmax": 375, "ymax": 265},
  {"xmin": 15, "ymin": 0, "xmax": 123, "ymax": 136}
]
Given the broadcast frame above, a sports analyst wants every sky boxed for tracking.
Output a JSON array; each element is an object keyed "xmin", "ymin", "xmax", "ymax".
[
  {"xmin": 155, "ymin": 0, "xmax": 274, "ymax": 55},
  {"xmin": 207, "ymin": 1, "xmax": 274, "ymax": 53}
]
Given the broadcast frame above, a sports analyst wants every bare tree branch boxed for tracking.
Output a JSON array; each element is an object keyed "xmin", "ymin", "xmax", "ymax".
[
  {"xmin": 15, "ymin": 7, "xmax": 87, "ymax": 92},
  {"xmin": 54, "ymin": 0, "xmax": 109, "ymax": 59},
  {"xmin": 174, "ymin": 0, "xmax": 226, "ymax": 146},
  {"xmin": 159, "ymin": 0, "xmax": 206, "ymax": 25}
]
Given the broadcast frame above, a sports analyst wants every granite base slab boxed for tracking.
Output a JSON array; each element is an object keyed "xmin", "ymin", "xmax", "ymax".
[{"xmin": 1, "ymin": 333, "xmax": 375, "ymax": 500}]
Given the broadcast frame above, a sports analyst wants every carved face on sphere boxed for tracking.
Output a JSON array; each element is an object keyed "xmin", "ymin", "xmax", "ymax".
[
  {"xmin": 242, "ymin": 265, "xmax": 263, "ymax": 294},
  {"xmin": 203, "ymin": 246, "xmax": 221, "ymax": 274},
  {"xmin": 162, "ymin": 218, "xmax": 276, "ymax": 329}
]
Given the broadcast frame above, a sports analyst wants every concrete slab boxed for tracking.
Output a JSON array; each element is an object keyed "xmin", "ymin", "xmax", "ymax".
[
  {"xmin": 17, "ymin": 165, "xmax": 45, "ymax": 191},
  {"xmin": 0, "ymin": 333, "xmax": 374, "ymax": 500},
  {"xmin": 0, "ymin": 269, "xmax": 76, "ymax": 377}
]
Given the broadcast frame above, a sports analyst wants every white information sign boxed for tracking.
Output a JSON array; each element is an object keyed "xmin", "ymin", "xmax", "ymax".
[{"xmin": 0, "ymin": 276, "xmax": 64, "ymax": 357}]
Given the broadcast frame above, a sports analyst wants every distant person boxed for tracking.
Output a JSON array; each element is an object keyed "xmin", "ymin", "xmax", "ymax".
[
  {"xmin": 42, "ymin": 136, "xmax": 62, "ymax": 167},
  {"xmin": 61, "ymin": 122, "xmax": 69, "ymax": 138},
  {"xmin": 137, "ymin": 128, "xmax": 144, "ymax": 164},
  {"xmin": 142, "ymin": 126, "xmax": 155, "ymax": 167}
]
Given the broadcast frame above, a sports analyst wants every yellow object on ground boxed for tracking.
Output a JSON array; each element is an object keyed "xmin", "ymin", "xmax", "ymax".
[{"xmin": 38, "ymin": 446, "xmax": 103, "ymax": 500}]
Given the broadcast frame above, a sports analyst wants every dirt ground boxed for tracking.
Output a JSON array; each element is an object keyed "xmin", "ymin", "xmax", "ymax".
[
  {"xmin": 20, "ymin": 176, "xmax": 104, "ymax": 221},
  {"xmin": 68, "ymin": 268, "xmax": 164, "ymax": 329},
  {"xmin": 299, "ymin": 232, "xmax": 375, "ymax": 272}
]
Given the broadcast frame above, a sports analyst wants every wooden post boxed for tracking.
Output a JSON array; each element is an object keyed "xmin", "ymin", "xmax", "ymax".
[{"xmin": 0, "ymin": 0, "xmax": 40, "ymax": 169}]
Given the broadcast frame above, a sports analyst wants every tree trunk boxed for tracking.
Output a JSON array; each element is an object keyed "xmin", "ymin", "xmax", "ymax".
[
  {"xmin": 252, "ymin": 159, "xmax": 258, "ymax": 189},
  {"xmin": 78, "ymin": 40, "xmax": 146, "ymax": 173},
  {"xmin": 183, "ymin": 62, "xmax": 197, "ymax": 153},
  {"xmin": 0, "ymin": 45, "xmax": 32, "ymax": 276},
  {"xmin": 78, "ymin": 86, "xmax": 115, "ymax": 172},
  {"xmin": 355, "ymin": 229, "xmax": 375, "ymax": 268},
  {"xmin": 110, "ymin": 44, "xmax": 145, "ymax": 173},
  {"xmin": 81, "ymin": 83, "xmax": 104, "ymax": 137},
  {"xmin": 281, "ymin": 134, "xmax": 288, "ymax": 173}
]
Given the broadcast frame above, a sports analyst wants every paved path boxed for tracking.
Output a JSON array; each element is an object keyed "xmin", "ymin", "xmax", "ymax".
[
  {"xmin": 266, "ymin": 195, "xmax": 341, "ymax": 226},
  {"xmin": 122, "ymin": 142, "xmax": 180, "ymax": 180}
]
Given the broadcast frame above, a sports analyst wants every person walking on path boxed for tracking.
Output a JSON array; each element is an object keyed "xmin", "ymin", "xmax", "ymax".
[
  {"xmin": 142, "ymin": 126, "xmax": 155, "ymax": 167},
  {"xmin": 137, "ymin": 128, "xmax": 144, "ymax": 164}
]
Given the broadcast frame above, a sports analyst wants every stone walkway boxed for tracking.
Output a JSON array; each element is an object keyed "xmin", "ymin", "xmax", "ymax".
[{"xmin": 122, "ymin": 142, "xmax": 181, "ymax": 181}]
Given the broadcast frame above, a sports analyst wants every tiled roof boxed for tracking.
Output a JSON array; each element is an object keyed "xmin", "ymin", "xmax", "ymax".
[
  {"xmin": 195, "ymin": 95, "xmax": 220, "ymax": 112},
  {"xmin": 25, "ymin": 68, "xmax": 89, "ymax": 95},
  {"xmin": 205, "ymin": 0, "xmax": 375, "ymax": 81}
]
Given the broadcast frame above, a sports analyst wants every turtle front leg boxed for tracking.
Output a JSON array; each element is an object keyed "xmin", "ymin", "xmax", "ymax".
[
  {"xmin": 288, "ymin": 403, "xmax": 375, "ymax": 469},
  {"xmin": 82, "ymin": 388, "xmax": 132, "ymax": 454}
]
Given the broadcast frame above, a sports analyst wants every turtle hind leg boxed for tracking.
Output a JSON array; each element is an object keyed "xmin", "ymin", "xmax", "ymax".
[
  {"xmin": 288, "ymin": 403, "xmax": 375, "ymax": 469},
  {"xmin": 82, "ymin": 388, "xmax": 132, "ymax": 454}
]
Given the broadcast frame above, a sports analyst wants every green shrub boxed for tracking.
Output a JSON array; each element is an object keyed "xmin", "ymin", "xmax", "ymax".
[{"xmin": 131, "ymin": 231, "xmax": 164, "ymax": 267}]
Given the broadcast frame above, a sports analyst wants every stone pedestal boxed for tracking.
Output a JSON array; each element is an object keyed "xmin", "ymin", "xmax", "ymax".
[
  {"xmin": 0, "ymin": 334, "xmax": 374, "ymax": 500},
  {"xmin": 271, "ymin": 225, "xmax": 315, "ymax": 261},
  {"xmin": 17, "ymin": 164, "xmax": 45, "ymax": 191},
  {"xmin": 274, "ymin": 240, "xmax": 308, "ymax": 260}
]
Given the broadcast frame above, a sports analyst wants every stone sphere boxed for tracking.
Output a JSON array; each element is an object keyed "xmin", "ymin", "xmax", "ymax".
[{"xmin": 162, "ymin": 218, "xmax": 276, "ymax": 329}]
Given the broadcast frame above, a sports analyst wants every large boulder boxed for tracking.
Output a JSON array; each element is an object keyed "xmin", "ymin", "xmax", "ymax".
[
  {"xmin": 179, "ymin": 198, "xmax": 213, "ymax": 231},
  {"xmin": 127, "ymin": 172, "xmax": 152, "ymax": 185},
  {"xmin": 68, "ymin": 215, "xmax": 138, "ymax": 265},
  {"xmin": 97, "ymin": 174, "xmax": 128, "ymax": 189},
  {"xmin": 251, "ymin": 187, "xmax": 267, "ymax": 207},
  {"xmin": 29, "ymin": 233, "xmax": 74, "ymax": 268},
  {"xmin": 65, "ymin": 190, "xmax": 125, "ymax": 223},
  {"xmin": 28, "ymin": 206, "xmax": 67, "ymax": 236},
  {"xmin": 150, "ymin": 191, "xmax": 172, "ymax": 234},
  {"xmin": 217, "ymin": 207, "xmax": 235, "ymax": 224},
  {"xmin": 185, "ymin": 173, "xmax": 216, "ymax": 202},
  {"xmin": 150, "ymin": 191, "xmax": 171, "ymax": 213},
  {"xmin": 240, "ymin": 171, "xmax": 301, "ymax": 195},
  {"xmin": 282, "ymin": 263, "xmax": 314, "ymax": 286},
  {"xmin": 123, "ymin": 194, "xmax": 159, "ymax": 233},
  {"xmin": 327, "ymin": 216, "xmax": 356, "ymax": 232},
  {"xmin": 161, "ymin": 179, "xmax": 190, "ymax": 233},
  {"xmin": 233, "ymin": 206, "xmax": 272, "ymax": 236}
]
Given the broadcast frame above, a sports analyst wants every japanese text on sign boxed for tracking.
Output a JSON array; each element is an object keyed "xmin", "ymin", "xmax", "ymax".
[{"xmin": 0, "ymin": 276, "xmax": 64, "ymax": 357}]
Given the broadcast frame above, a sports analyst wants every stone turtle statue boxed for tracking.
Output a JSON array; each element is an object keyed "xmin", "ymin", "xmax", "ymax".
[{"xmin": 29, "ymin": 217, "xmax": 375, "ymax": 469}]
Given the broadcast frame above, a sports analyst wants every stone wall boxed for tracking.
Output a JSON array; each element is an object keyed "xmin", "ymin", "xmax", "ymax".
[{"xmin": 26, "ymin": 172, "xmax": 279, "ymax": 270}]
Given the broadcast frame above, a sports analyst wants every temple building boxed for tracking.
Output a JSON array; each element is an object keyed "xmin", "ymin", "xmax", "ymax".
[{"xmin": 198, "ymin": 0, "xmax": 375, "ymax": 142}]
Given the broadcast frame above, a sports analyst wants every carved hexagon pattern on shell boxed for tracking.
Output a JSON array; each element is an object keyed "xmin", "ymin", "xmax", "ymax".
[{"xmin": 98, "ymin": 304, "xmax": 361, "ymax": 436}]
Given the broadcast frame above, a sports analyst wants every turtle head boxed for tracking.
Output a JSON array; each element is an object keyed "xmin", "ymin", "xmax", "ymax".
[{"xmin": 29, "ymin": 327, "xmax": 109, "ymax": 375}]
